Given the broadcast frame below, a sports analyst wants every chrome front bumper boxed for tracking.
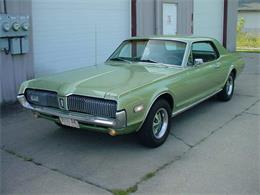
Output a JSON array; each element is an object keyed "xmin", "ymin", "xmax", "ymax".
[{"xmin": 17, "ymin": 95, "xmax": 127, "ymax": 129}]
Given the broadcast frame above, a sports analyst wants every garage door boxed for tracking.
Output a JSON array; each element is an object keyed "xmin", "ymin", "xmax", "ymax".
[
  {"xmin": 193, "ymin": 0, "xmax": 224, "ymax": 43},
  {"xmin": 32, "ymin": 0, "xmax": 130, "ymax": 76}
]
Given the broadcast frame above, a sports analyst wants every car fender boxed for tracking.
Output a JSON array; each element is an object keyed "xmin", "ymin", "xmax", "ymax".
[
  {"xmin": 135, "ymin": 88, "xmax": 175, "ymax": 132},
  {"xmin": 224, "ymin": 64, "xmax": 236, "ymax": 84}
]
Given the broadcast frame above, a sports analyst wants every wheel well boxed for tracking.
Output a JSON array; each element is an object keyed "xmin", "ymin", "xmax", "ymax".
[
  {"xmin": 157, "ymin": 93, "xmax": 174, "ymax": 110},
  {"xmin": 231, "ymin": 69, "xmax": 237, "ymax": 79}
]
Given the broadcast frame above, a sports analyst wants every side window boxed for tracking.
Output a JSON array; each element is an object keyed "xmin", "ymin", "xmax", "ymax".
[{"xmin": 191, "ymin": 42, "xmax": 219, "ymax": 64}]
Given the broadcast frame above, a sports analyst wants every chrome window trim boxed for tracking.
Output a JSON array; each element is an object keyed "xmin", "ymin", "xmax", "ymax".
[
  {"xmin": 186, "ymin": 40, "xmax": 221, "ymax": 67},
  {"xmin": 107, "ymin": 38, "xmax": 188, "ymax": 67}
]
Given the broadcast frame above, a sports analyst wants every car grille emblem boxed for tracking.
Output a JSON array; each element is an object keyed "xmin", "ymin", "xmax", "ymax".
[{"xmin": 59, "ymin": 98, "xmax": 65, "ymax": 109}]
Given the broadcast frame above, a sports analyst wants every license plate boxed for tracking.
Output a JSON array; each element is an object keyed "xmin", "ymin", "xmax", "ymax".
[{"xmin": 59, "ymin": 117, "xmax": 80, "ymax": 128}]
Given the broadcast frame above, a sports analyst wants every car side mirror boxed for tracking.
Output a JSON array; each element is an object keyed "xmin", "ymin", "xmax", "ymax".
[{"xmin": 194, "ymin": 58, "xmax": 204, "ymax": 66}]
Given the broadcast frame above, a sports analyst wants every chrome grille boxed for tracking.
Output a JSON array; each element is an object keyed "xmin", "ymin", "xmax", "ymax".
[
  {"xmin": 25, "ymin": 89, "xmax": 59, "ymax": 108},
  {"xmin": 67, "ymin": 95, "xmax": 117, "ymax": 118}
]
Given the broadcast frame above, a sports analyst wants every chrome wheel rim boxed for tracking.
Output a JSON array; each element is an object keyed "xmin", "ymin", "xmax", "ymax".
[
  {"xmin": 226, "ymin": 75, "xmax": 233, "ymax": 96},
  {"xmin": 152, "ymin": 108, "xmax": 169, "ymax": 139}
]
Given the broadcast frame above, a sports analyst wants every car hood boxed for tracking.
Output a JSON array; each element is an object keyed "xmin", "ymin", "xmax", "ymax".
[{"xmin": 24, "ymin": 62, "xmax": 183, "ymax": 99}]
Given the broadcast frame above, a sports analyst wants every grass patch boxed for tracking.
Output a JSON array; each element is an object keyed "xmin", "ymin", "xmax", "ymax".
[
  {"xmin": 111, "ymin": 189, "xmax": 128, "ymax": 195},
  {"xmin": 236, "ymin": 49, "xmax": 260, "ymax": 53},
  {"xmin": 111, "ymin": 185, "xmax": 138, "ymax": 195},
  {"xmin": 237, "ymin": 33, "xmax": 260, "ymax": 50},
  {"xmin": 141, "ymin": 172, "xmax": 155, "ymax": 181},
  {"xmin": 111, "ymin": 172, "xmax": 155, "ymax": 195}
]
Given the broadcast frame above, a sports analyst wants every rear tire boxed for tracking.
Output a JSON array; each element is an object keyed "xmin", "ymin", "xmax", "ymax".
[
  {"xmin": 138, "ymin": 99, "xmax": 172, "ymax": 148},
  {"xmin": 218, "ymin": 72, "xmax": 235, "ymax": 101}
]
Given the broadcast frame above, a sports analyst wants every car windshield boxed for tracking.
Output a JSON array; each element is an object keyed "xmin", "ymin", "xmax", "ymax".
[{"xmin": 108, "ymin": 39, "xmax": 187, "ymax": 66}]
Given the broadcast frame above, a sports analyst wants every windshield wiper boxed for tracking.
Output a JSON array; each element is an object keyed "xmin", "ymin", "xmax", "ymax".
[
  {"xmin": 138, "ymin": 59, "xmax": 158, "ymax": 63},
  {"xmin": 109, "ymin": 57, "xmax": 131, "ymax": 63}
]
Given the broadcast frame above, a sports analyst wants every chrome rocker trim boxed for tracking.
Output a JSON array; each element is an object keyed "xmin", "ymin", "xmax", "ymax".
[
  {"xmin": 172, "ymin": 89, "xmax": 222, "ymax": 117},
  {"xmin": 17, "ymin": 95, "xmax": 126, "ymax": 129}
]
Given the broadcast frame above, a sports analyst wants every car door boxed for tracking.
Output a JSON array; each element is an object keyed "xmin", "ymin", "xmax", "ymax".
[{"xmin": 176, "ymin": 41, "xmax": 221, "ymax": 109}]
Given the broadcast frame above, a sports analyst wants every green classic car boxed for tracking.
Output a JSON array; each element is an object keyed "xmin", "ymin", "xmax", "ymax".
[{"xmin": 17, "ymin": 36, "xmax": 244, "ymax": 147}]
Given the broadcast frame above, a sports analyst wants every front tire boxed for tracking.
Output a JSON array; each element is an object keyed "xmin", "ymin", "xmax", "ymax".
[
  {"xmin": 218, "ymin": 72, "xmax": 235, "ymax": 101},
  {"xmin": 138, "ymin": 99, "xmax": 171, "ymax": 148}
]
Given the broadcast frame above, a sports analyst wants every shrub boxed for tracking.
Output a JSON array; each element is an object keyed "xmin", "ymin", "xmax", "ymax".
[{"xmin": 236, "ymin": 17, "xmax": 260, "ymax": 52}]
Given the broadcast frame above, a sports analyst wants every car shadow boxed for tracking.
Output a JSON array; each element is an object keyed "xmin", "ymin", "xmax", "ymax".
[
  {"xmin": 49, "ymin": 125, "xmax": 140, "ymax": 149},
  {"xmin": 44, "ymin": 96, "xmax": 219, "ymax": 149}
]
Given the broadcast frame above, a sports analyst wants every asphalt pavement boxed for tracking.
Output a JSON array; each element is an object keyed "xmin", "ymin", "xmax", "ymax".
[{"xmin": 1, "ymin": 53, "xmax": 259, "ymax": 195}]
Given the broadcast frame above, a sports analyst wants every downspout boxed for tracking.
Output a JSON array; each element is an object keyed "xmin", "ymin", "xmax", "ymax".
[
  {"xmin": 131, "ymin": 0, "xmax": 137, "ymax": 36},
  {"xmin": 3, "ymin": 0, "xmax": 7, "ymax": 13},
  {"xmin": 0, "ymin": 0, "xmax": 7, "ymax": 14},
  {"xmin": 223, "ymin": 0, "xmax": 228, "ymax": 48}
]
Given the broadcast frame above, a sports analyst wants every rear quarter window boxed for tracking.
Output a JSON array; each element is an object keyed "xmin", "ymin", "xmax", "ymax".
[{"xmin": 191, "ymin": 41, "xmax": 220, "ymax": 63}]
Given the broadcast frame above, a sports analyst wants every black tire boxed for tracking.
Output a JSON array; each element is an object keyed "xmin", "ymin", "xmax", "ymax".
[
  {"xmin": 218, "ymin": 72, "xmax": 235, "ymax": 101},
  {"xmin": 137, "ymin": 99, "xmax": 172, "ymax": 148}
]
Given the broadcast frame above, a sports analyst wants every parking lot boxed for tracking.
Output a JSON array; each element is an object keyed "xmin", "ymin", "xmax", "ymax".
[{"xmin": 1, "ymin": 53, "xmax": 259, "ymax": 194}]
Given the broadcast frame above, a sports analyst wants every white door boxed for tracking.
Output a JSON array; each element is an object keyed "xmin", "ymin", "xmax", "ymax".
[
  {"xmin": 32, "ymin": 0, "xmax": 130, "ymax": 77},
  {"xmin": 163, "ymin": 3, "xmax": 177, "ymax": 35}
]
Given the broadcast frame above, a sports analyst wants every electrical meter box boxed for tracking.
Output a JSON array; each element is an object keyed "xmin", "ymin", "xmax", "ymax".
[
  {"xmin": 0, "ymin": 14, "xmax": 30, "ymax": 55},
  {"xmin": 0, "ymin": 14, "xmax": 30, "ymax": 38}
]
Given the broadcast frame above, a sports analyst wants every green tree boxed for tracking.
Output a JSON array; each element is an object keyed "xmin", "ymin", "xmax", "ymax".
[
  {"xmin": 236, "ymin": 17, "xmax": 260, "ymax": 51},
  {"xmin": 237, "ymin": 17, "xmax": 245, "ymax": 34}
]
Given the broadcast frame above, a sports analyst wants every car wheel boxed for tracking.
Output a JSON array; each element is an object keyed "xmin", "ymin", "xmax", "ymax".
[
  {"xmin": 218, "ymin": 72, "xmax": 235, "ymax": 101},
  {"xmin": 138, "ymin": 99, "xmax": 171, "ymax": 148}
]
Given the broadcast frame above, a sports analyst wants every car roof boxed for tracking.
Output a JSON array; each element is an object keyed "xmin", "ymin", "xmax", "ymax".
[{"xmin": 127, "ymin": 35, "xmax": 216, "ymax": 43}]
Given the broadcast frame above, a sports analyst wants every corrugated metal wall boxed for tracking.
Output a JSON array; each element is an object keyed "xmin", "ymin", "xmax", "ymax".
[
  {"xmin": 193, "ymin": 0, "xmax": 224, "ymax": 43},
  {"xmin": 227, "ymin": 0, "xmax": 238, "ymax": 51},
  {"xmin": 32, "ymin": 0, "xmax": 130, "ymax": 77},
  {"xmin": 156, "ymin": 0, "xmax": 193, "ymax": 35},
  {"xmin": 0, "ymin": 0, "xmax": 34, "ymax": 105},
  {"xmin": 136, "ymin": 0, "xmax": 156, "ymax": 36},
  {"xmin": 136, "ymin": 0, "xmax": 193, "ymax": 36}
]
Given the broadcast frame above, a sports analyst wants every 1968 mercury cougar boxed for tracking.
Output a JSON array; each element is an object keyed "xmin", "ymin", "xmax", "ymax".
[{"xmin": 17, "ymin": 36, "xmax": 244, "ymax": 147}]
